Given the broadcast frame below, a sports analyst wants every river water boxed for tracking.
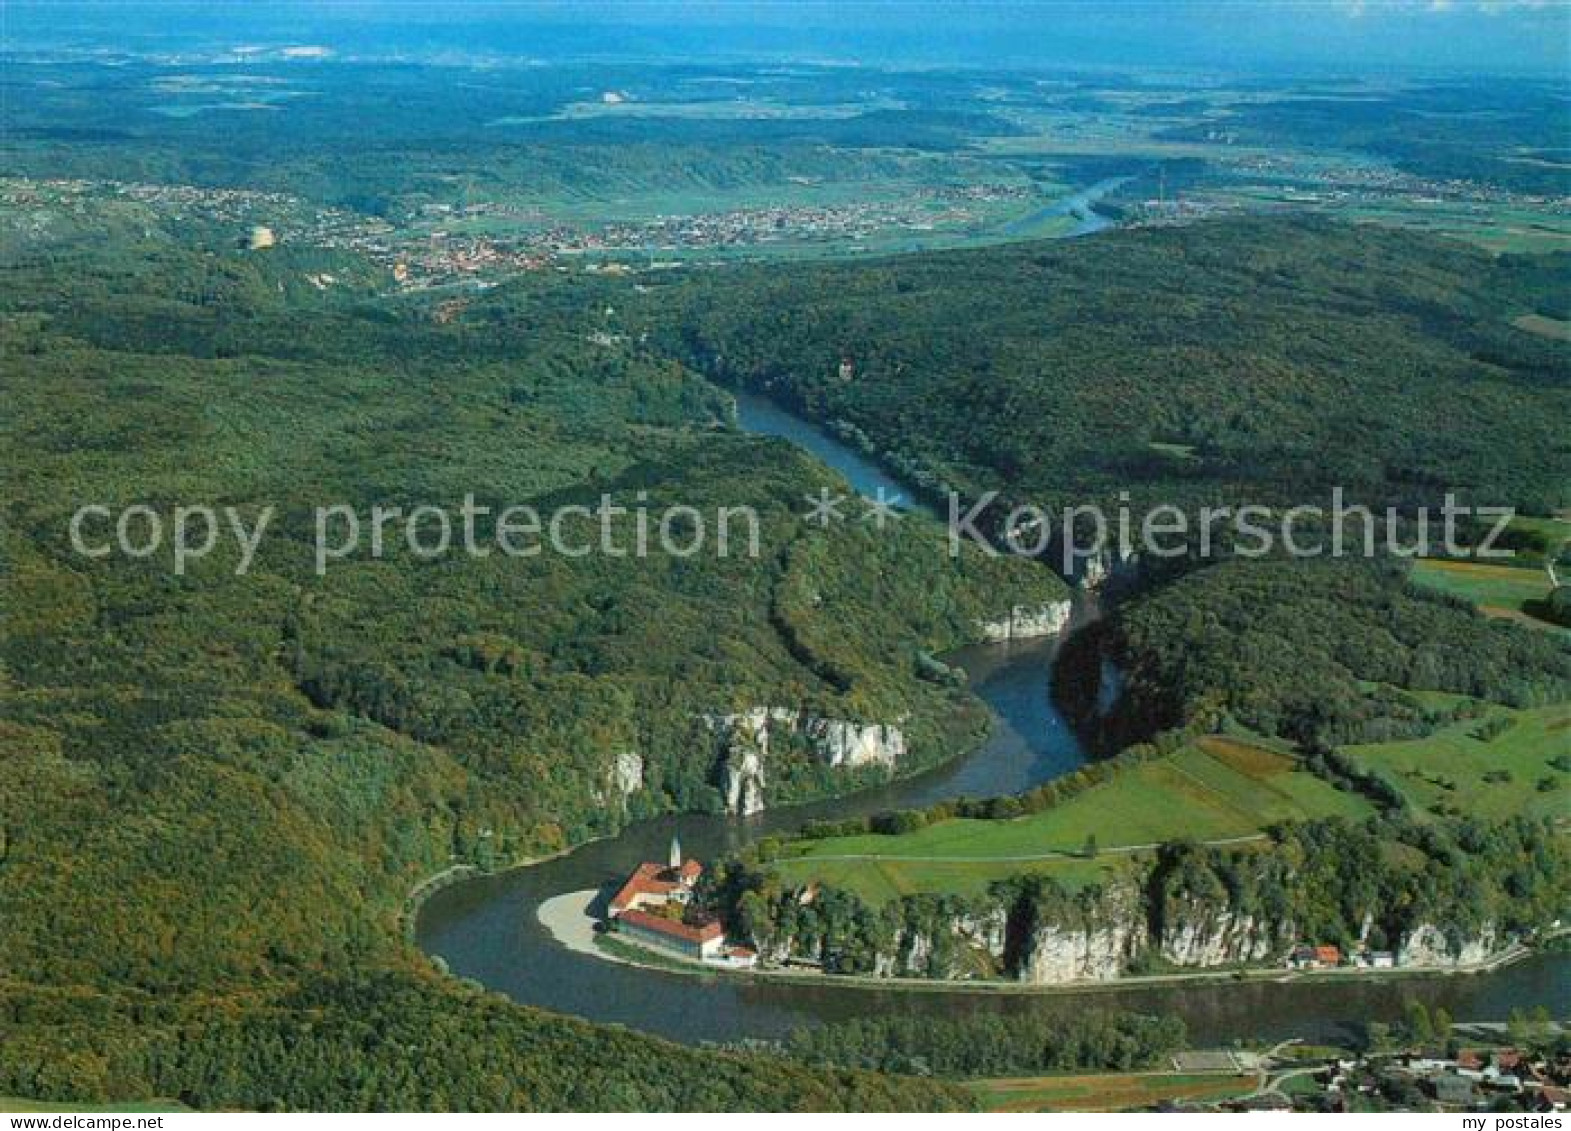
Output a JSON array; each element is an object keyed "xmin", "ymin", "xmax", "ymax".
[
  {"xmin": 418, "ymin": 378, "xmax": 1568, "ymax": 1049},
  {"xmin": 1001, "ymin": 176, "xmax": 1130, "ymax": 239}
]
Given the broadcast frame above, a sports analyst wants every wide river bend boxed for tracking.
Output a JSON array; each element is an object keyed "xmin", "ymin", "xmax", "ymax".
[{"xmin": 418, "ymin": 394, "xmax": 1569, "ymax": 1046}]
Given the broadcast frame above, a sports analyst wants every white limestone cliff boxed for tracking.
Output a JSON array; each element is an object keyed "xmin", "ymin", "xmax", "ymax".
[
  {"xmin": 705, "ymin": 708, "xmax": 907, "ymax": 814},
  {"xmin": 1396, "ymin": 922, "xmax": 1499, "ymax": 968},
  {"xmin": 978, "ymin": 599, "xmax": 1073, "ymax": 643},
  {"xmin": 612, "ymin": 749, "xmax": 644, "ymax": 798},
  {"xmin": 1159, "ymin": 903, "xmax": 1289, "ymax": 967},
  {"xmin": 1018, "ymin": 920, "xmax": 1141, "ymax": 983},
  {"xmin": 804, "ymin": 716, "xmax": 906, "ymax": 769},
  {"xmin": 1077, "ymin": 546, "xmax": 1137, "ymax": 592}
]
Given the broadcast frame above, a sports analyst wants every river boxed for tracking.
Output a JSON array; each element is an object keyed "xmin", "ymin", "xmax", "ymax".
[
  {"xmin": 1001, "ymin": 176, "xmax": 1131, "ymax": 239},
  {"xmin": 417, "ymin": 394, "xmax": 1569, "ymax": 1047}
]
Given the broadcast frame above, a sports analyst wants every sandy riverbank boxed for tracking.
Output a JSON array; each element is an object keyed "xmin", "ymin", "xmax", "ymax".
[
  {"xmin": 536, "ymin": 890, "xmax": 611, "ymax": 960},
  {"xmin": 538, "ymin": 889, "xmax": 735, "ymax": 972}
]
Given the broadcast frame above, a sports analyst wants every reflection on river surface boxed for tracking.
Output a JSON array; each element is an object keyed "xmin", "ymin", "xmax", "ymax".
[{"xmin": 417, "ymin": 394, "xmax": 1568, "ymax": 1047}]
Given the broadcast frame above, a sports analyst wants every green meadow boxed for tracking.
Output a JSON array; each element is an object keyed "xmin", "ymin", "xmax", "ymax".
[
  {"xmin": 769, "ymin": 738, "xmax": 1374, "ymax": 903},
  {"xmin": 1410, "ymin": 558, "xmax": 1565, "ymax": 633},
  {"xmin": 770, "ymin": 851, "xmax": 1131, "ymax": 904},
  {"xmin": 1344, "ymin": 699, "xmax": 1571, "ymax": 821}
]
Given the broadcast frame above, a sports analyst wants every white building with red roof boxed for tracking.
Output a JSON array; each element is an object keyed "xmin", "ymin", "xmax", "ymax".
[
  {"xmin": 606, "ymin": 837, "xmax": 756, "ymax": 968},
  {"xmin": 607, "ymin": 836, "xmax": 703, "ymax": 917},
  {"xmin": 617, "ymin": 908, "xmax": 727, "ymax": 961}
]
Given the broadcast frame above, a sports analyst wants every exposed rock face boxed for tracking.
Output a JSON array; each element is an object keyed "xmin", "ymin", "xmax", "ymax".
[
  {"xmin": 1159, "ymin": 902, "xmax": 1289, "ymax": 967},
  {"xmin": 750, "ymin": 873, "xmax": 1508, "ymax": 983},
  {"xmin": 1397, "ymin": 922, "xmax": 1498, "ymax": 967},
  {"xmin": 958, "ymin": 910, "xmax": 1009, "ymax": 958},
  {"xmin": 1019, "ymin": 921, "xmax": 1137, "ymax": 982},
  {"xmin": 714, "ymin": 713, "xmax": 769, "ymax": 816},
  {"xmin": 804, "ymin": 717, "xmax": 906, "ymax": 769},
  {"xmin": 872, "ymin": 909, "xmax": 1008, "ymax": 979},
  {"xmin": 1077, "ymin": 547, "xmax": 1137, "ymax": 591},
  {"xmin": 978, "ymin": 600, "xmax": 1072, "ymax": 643},
  {"xmin": 705, "ymin": 708, "xmax": 906, "ymax": 814},
  {"xmin": 1079, "ymin": 553, "xmax": 1110, "ymax": 592},
  {"xmin": 612, "ymin": 750, "xmax": 643, "ymax": 798},
  {"xmin": 1016, "ymin": 883, "xmax": 1144, "ymax": 983}
]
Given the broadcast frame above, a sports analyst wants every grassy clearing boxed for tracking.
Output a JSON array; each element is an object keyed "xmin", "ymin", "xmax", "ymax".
[
  {"xmin": 1410, "ymin": 558, "xmax": 1564, "ymax": 632},
  {"xmin": 971, "ymin": 1072, "xmax": 1255, "ymax": 1112},
  {"xmin": 769, "ymin": 739, "xmax": 1373, "ymax": 903},
  {"xmin": 1344, "ymin": 701, "xmax": 1571, "ymax": 821}
]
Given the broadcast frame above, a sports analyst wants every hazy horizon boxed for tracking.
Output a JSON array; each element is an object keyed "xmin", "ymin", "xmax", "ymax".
[{"xmin": 8, "ymin": 0, "xmax": 1570, "ymax": 77}]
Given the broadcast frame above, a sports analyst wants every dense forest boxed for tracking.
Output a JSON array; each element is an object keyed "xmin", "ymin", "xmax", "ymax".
[
  {"xmin": 631, "ymin": 217, "xmax": 1569, "ymax": 516},
  {"xmin": 3, "ymin": 192, "xmax": 1566, "ymax": 1105},
  {"xmin": 0, "ymin": 970, "xmax": 967, "ymax": 1111},
  {"xmin": 1065, "ymin": 556, "xmax": 1571, "ymax": 753},
  {"xmin": 787, "ymin": 1011, "xmax": 1189, "ymax": 1078},
  {"xmin": 0, "ymin": 234, "xmax": 1055, "ymax": 1107}
]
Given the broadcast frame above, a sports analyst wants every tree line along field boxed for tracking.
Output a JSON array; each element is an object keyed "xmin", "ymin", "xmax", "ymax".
[
  {"xmin": 0, "ymin": 1097, "xmax": 189, "ymax": 1114},
  {"xmin": 1409, "ymin": 516, "xmax": 1569, "ymax": 632},
  {"xmin": 766, "ymin": 735, "xmax": 1375, "ymax": 904}
]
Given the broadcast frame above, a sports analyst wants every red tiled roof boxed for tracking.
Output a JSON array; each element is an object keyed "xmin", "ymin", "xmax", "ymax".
[
  {"xmin": 608, "ymin": 860, "xmax": 701, "ymax": 914},
  {"xmin": 618, "ymin": 908, "xmax": 723, "ymax": 945},
  {"xmin": 1314, "ymin": 945, "xmax": 1342, "ymax": 964},
  {"xmin": 1457, "ymin": 1051, "xmax": 1484, "ymax": 1070}
]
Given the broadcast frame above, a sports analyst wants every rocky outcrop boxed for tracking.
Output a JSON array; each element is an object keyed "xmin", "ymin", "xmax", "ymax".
[
  {"xmin": 591, "ymin": 750, "xmax": 644, "ymax": 808},
  {"xmin": 1018, "ymin": 918, "xmax": 1141, "ymax": 982},
  {"xmin": 1077, "ymin": 546, "xmax": 1137, "ymax": 591},
  {"xmin": 714, "ymin": 713, "xmax": 769, "ymax": 816},
  {"xmin": 978, "ymin": 599, "xmax": 1072, "ymax": 643},
  {"xmin": 612, "ymin": 750, "xmax": 644, "ymax": 798},
  {"xmin": 741, "ymin": 870, "xmax": 1511, "ymax": 984},
  {"xmin": 1396, "ymin": 922, "xmax": 1499, "ymax": 968},
  {"xmin": 1159, "ymin": 902, "xmax": 1290, "ymax": 967},
  {"xmin": 887, "ymin": 909, "xmax": 1009, "ymax": 979},
  {"xmin": 804, "ymin": 717, "xmax": 906, "ymax": 769},
  {"xmin": 1016, "ymin": 882, "xmax": 1144, "ymax": 983},
  {"xmin": 705, "ymin": 708, "xmax": 906, "ymax": 814}
]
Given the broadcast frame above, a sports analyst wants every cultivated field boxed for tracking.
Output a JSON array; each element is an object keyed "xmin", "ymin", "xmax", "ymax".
[
  {"xmin": 769, "ymin": 738, "xmax": 1374, "ymax": 903},
  {"xmin": 1410, "ymin": 559, "xmax": 1564, "ymax": 632},
  {"xmin": 971, "ymin": 1071, "xmax": 1255, "ymax": 1112}
]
